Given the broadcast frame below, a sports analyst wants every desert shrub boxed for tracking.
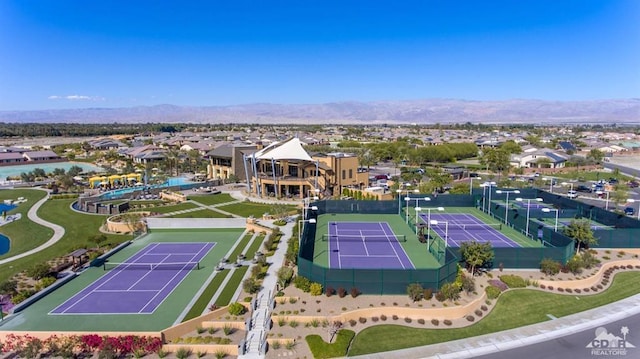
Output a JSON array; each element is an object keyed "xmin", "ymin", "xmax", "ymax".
[
  {"xmin": 443, "ymin": 319, "xmax": 452, "ymax": 326},
  {"xmin": 350, "ymin": 287, "xmax": 360, "ymax": 298},
  {"xmin": 337, "ymin": 287, "xmax": 347, "ymax": 298},
  {"xmin": 466, "ymin": 315, "xmax": 475, "ymax": 322},
  {"xmin": 485, "ymin": 286, "xmax": 501, "ymax": 299},
  {"xmin": 271, "ymin": 340, "xmax": 281, "ymax": 349},
  {"xmin": 349, "ymin": 319, "xmax": 357, "ymax": 327},
  {"xmin": 566, "ymin": 255, "xmax": 584, "ymax": 274},
  {"xmin": 289, "ymin": 320, "xmax": 299, "ymax": 328},
  {"xmin": 228, "ymin": 302, "xmax": 246, "ymax": 316},
  {"xmin": 407, "ymin": 283, "xmax": 424, "ymax": 301},
  {"xmin": 325, "ymin": 286, "xmax": 336, "ymax": 297},
  {"xmin": 223, "ymin": 325, "xmax": 234, "ymax": 335},
  {"xmin": 488, "ymin": 279, "xmax": 508, "ymax": 291},
  {"xmin": 499, "ymin": 275, "xmax": 526, "ymax": 288},
  {"xmin": 243, "ymin": 277, "xmax": 261, "ymax": 294},
  {"xmin": 540, "ymin": 284, "xmax": 546, "ymax": 289},
  {"xmin": 371, "ymin": 316, "xmax": 379, "ymax": 322},
  {"xmin": 404, "ymin": 317, "xmax": 412, "ymax": 323},
  {"xmin": 293, "ymin": 276, "xmax": 312, "ymax": 292},
  {"xmin": 434, "ymin": 291, "xmax": 446, "ymax": 302},
  {"xmin": 558, "ymin": 287, "xmax": 565, "ymax": 292},
  {"xmin": 176, "ymin": 347, "xmax": 192, "ymax": 359},
  {"xmin": 461, "ymin": 275, "xmax": 475, "ymax": 294},
  {"xmin": 547, "ymin": 286, "xmax": 554, "ymax": 290},
  {"xmin": 566, "ymin": 288, "xmax": 573, "ymax": 293},
  {"xmin": 392, "ymin": 315, "xmax": 399, "ymax": 320},
  {"xmin": 431, "ymin": 319, "xmax": 439, "ymax": 326},
  {"xmin": 309, "ymin": 282, "xmax": 323, "ymax": 296},
  {"xmin": 581, "ymin": 251, "xmax": 600, "ymax": 269},
  {"xmin": 380, "ymin": 314, "xmax": 388, "ymax": 321},
  {"xmin": 423, "ymin": 288, "xmax": 433, "ymax": 300},
  {"xmin": 481, "ymin": 305, "xmax": 488, "ymax": 311},
  {"xmin": 418, "ymin": 318, "xmax": 425, "ymax": 324},
  {"xmin": 359, "ymin": 317, "xmax": 367, "ymax": 324},
  {"xmin": 440, "ymin": 282, "xmax": 461, "ymax": 301},
  {"xmin": 309, "ymin": 319, "xmax": 320, "ymax": 328},
  {"xmin": 540, "ymin": 258, "xmax": 561, "ymax": 276}
]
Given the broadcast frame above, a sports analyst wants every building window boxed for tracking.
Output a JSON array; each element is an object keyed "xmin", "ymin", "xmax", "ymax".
[
  {"xmin": 349, "ymin": 169, "xmax": 353, "ymax": 178},
  {"xmin": 342, "ymin": 170, "xmax": 346, "ymax": 180}
]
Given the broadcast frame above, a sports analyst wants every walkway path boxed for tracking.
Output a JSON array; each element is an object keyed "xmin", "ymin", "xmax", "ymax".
[
  {"xmin": 0, "ymin": 188, "xmax": 65, "ymax": 265},
  {"xmin": 239, "ymin": 220, "xmax": 295, "ymax": 359}
]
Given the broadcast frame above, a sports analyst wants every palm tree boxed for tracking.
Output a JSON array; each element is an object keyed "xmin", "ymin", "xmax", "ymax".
[{"xmin": 621, "ymin": 326, "xmax": 629, "ymax": 342}]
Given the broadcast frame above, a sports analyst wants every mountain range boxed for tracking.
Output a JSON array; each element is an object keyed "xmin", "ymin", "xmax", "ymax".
[{"xmin": 0, "ymin": 99, "xmax": 638, "ymax": 125}]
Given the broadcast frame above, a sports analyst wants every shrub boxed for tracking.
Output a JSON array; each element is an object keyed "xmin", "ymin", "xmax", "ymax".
[
  {"xmin": 176, "ymin": 347, "xmax": 192, "ymax": 359},
  {"xmin": 540, "ymin": 284, "xmax": 546, "ymax": 289},
  {"xmin": 461, "ymin": 275, "xmax": 475, "ymax": 294},
  {"xmin": 278, "ymin": 317, "xmax": 287, "ymax": 327},
  {"xmin": 423, "ymin": 288, "xmax": 433, "ymax": 300},
  {"xmin": 358, "ymin": 317, "xmax": 367, "ymax": 324},
  {"xmin": 547, "ymin": 286, "xmax": 554, "ymax": 290},
  {"xmin": 418, "ymin": 318, "xmax": 425, "ymax": 325},
  {"xmin": 431, "ymin": 319, "xmax": 439, "ymax": 326},
  {"xmin": 392, "ymin": 315, "xmax": 399, "ymax": 320},
  {"xmin": 39, "ymin": 276, "xmax": 57, "ymax": 289},
  {"xmin": 488, "ymin": 279, "xmax": 508, "ymax": 291},
  {"xmin": 289, "ymin": 320, "xmax": 299, "ymax": 328},
  {"xmin": 404, "ymin": 317, "xmax": 412, "ymax": 323},
  {"xmin": 243, "ymin": 277, "xmax": 261, "ymax": 294},
  {"xmin": 350, "ymin": 287, "xmax": 360, "ymax": 298},
  {"xmin": 481, "ymin": 305, "xmax": 488, "ymax": 311},
  {"xmin": 293, "ymin": 276, "xmax": 312, "ymax": 292},
  {"xmin": 499, "ymin": 275, "xmax": 526, "ymax": 288},
  {"xmin": 540, "ymin": 258, "xmax": 561, "ymax": 276},
  {"xmin": 435, "ymin": 291, "xmax": 446, "ymax": 302},
  {"xmin": 196, "ymin": 326, "xmax": 206, "ymax": 334},
  {"xmin": 325, "ymin": 286, "xmax": 336, "ymax": 297},
  {"xmin": 371, "ymin": 316, "xmax": 379, "ymax": 322},
  {"xmin": 443, "ymin": 319, "xmax": 452, "ymax": 326},
  {"xmin": 289, "ymin": 297, "xmax": 297, "ymax": 304},
  {"xmin": 407, "ymin": 283, "xmax": 424, "ymax": 301},
  {"xmin": 271, "ymin": 340, "xmax": 281, "ymax": 350},
  {"xmin": 581, "ymin": 251, "xmax": 600, "ymax": 269},
  {"xmin": 228, "ymin": 302, "xmax": 247, "ymax": 316},
  {"xmin": 558, "ymin": 288, "xmax": 565, "ymax": 292},
  {"xmin": 380, "ymin": 314, "xmax": 387, "ymax": 321},
  {"xmin": 309, "ymin": 282, "xmax": 323, "ymax": 296},
  {"xmin": 349, "ymin": 319, "xmax": 357, "ymax": 327},
  {"xmin": 337, "ymin": 287, "xmax": 347, "ymax": 298},
  {"xmin": 566, "ymin": 255, "xmax": 584, "ymax": 274},
  {"xmin": 214, "ymin": 350, "xmax": 227, "ymax": 359},
  {"xmin": 566, "ymin": 288, "xmax": 573, "ymax": 293},
  {"xmin": 485, "ymin": 286, "xmax": 501, "ymax": 299},
  {"xmin": 466, "ymin": 315, "xmax": 475, "ymax": 322},
  {"xmin": 208, "ymin": 327, "xmax": 217, "ymax": 334},
  {"xmin": 223, "ymin": 325, "xmax": 234, "ymax": 335},
  {"xmin": 440, "ymin": 282, "xmax": 461, "ymax": 301}
]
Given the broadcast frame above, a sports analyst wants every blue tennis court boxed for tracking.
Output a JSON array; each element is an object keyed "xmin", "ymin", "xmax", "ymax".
[
  {"xmin": 327, "ymin": 221, "xmax": 414, "ymax": 269},
  {"xmin": 419, "ymin": 213, "xmax": 519, "ymax": 248},
  {"xmin": 50, "ymin": 242, "xmax": 214, "ymax": 315}
]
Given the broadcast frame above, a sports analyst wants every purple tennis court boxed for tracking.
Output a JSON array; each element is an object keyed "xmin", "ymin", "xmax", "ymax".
[
  {"xmin": 328, "ymin": 221, "xmax": 414, "ymax": 269},
  {"xmin": 420, "ymin": 213, "xmax": 519, "ymax": 248},
  {"xmin": 50, "ymin": 242, "xmax": 215, "ymax": 315}
]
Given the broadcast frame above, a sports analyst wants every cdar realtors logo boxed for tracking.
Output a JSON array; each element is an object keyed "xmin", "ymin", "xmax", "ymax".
[{"xmin": 587, "ymin": 326, "xmax": 635, "ymax": 356}]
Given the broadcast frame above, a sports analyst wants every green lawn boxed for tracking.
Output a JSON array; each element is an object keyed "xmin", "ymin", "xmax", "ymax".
[
  {"xmin": 215, "ymin": 266, "xmax": 249, "ymax": 306},
  {"xmin": 348, "ymin": 271, "xmax": 640, "ymax": 356},
  {"xmin": 0, "ymin": 197, "xmax": 126, "ymax": 284},
  {"xmin": 0, "ymin": 189, "xmax": 53, "ymax": 261},
  {"xmin": 244, "ymin": 234, "xmax": 266, "ymax": 259},
  {"xmin": 182, "ymin": 269, "xmax": 230, "ymax": 322},
  {"xmin": 228, "ymin": 234, "xmax": 254, "ymax": 262},
  {"xmin": 188, "ymin": 193, "xmax": 237, "ymax": 206},
  {"xmin": 218, "ymin": 202, "xmax": 296, "ymax": 219},
  {"xmin": 306, "ymin": 329, "xmax": 355, "ymax": 359},
  {"xmin": 551, "ymin": 170, "xmax": 634, "ymax": 182}
]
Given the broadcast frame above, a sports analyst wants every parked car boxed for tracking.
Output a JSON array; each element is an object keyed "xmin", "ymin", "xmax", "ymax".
[
  {"xmin": 628, "ymin": 181, "xmax": 639, "ymax": 188},
  {"xmin": 576, "ymin": 185, "xmax": 592, "ymax": 193},
  {"xmin": 625, "ymin": 207, "xmax": 635, "ymax": 216},
  {"xmin": 567, "ymin": 190, "xmax": 578, "ymax": 199}
]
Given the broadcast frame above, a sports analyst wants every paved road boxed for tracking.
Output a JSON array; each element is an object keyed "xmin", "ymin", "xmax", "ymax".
[
  {"xmin": 473, "ymin": 311, "xmax": 640, "ymax": 359},
  {"xmin": 0, "ymin": 188, "xmax": 65, "ymax": 265}
]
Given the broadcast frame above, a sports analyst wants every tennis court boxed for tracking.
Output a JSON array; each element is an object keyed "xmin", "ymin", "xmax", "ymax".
[
  {"xmin": 327, "ymin": 221, "xmax": 414, "ymax": 269},
  {"xmin": 51, "ymin": 242, "xmax": 215, "ymax": 315},
  {"xmin": 420, "ymin": 213, "xmax": 520, "ymax": 248}
]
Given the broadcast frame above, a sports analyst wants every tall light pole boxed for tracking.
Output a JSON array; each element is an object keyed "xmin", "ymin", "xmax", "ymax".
[
  {"xmin": 515, "ymin": 197, "xmax": 543, "ymax": 237},
  {"xmin": 469, "ymin": 176, "xmax": 482, "ymax": 196},
  {"xmin": 430, "ymin": 220, "xmax": 449, "ymax": 247},
  {"xmin": 404, "ymin": 192, "xmax": 425, "ymax": 224},
  {"xmin": 495, "ymin": 189, "xmax": 520, "ymax": 224},
  {"xmin": 482, "ymin": 181, "xmax": 497, "ymax": 214},
  {"xmin": 416, "ymin": 206, "xmax": 445, "ymax": 249},
  {"xmin": 595, "ymin": 190, "xmax": 611, "ymax": 210},
  {"xmin": 298, "ymin": 218, "xmax": 317, "ymax": 245},
  {"xmin": 303, "ymin": 205, "xmax": 318, "ymax": 221},
  {"xmin": 542, "ymin": 208, "xmax": 559, "ymax": 232},
  {"xmin": 397, "ymin": 187, "xmax": 418, "ymax": 215},
  {"xmin": 543, "ymin": 177, "xmax": 554, "ymax": 193}
]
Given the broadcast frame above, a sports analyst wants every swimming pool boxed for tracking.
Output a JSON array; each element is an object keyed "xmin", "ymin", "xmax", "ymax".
[
  {"xmin": 0, "ymin": 203, "xmax": 17, "ymax": 213},
  {"xmin": 99, "ymin": 177, "xmax": 192, "ymax": 200},
  {"xmin": 0, "ymin": 234, "xmax": 9, "ymax": 255},
  {"xmin": 0, "ymin": 162, "xmax": 104, "ymax": 180}
]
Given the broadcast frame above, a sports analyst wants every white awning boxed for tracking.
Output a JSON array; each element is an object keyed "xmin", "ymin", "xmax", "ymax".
[{"xmin": 250, "ymin": 138, "xmax": 313, "ymax": 162}]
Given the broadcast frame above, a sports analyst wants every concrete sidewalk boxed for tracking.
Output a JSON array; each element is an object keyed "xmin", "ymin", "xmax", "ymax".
[{"xmin": 351, "ymin": 293, "xmax": 640, "ymax": 359}]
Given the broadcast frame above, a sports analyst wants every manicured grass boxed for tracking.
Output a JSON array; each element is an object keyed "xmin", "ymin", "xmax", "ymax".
[
  {"xmin": 188, "ymin": 193, "xmax": 237, "ymax": 206},
  {"xmin": 215, "ymin": 266, "xmax": 249, "ymax": 306},
  {"xmin": 168, "ymin": 209, "xmax": 230, "ymax": 218},
  {"xmin": 0, "ymin": 197, "xmax": 125, "ymax": 283},
  {"xmin": 244, "ymin": 235, "xmax": 266, "ymax": 259},
  {"xmin": 218, "ymin": 202, "xmax": 296, "ymax": 219},
  {"xmin": 182, "ymin": 269, "xmax": 230, "ymax": 322},
  {"xmin": 551, "ymin": 170, "xmax": 633, "ymax": 182},
  {"xmin": 348, "ymin": 271, "xmax": 640, "ymax": 355},
  {"xmin": 227, "ymin": 234, "xmax": 255, "ymax": 262},
  {"xmin": 0, "ymin": 189, "xmax": 53, "ymax": 260},
  {"xmin": 131, "ymin": 202, "xmax": 198, "ymax": 214},
  {"xmin": 306, "ymin": 329, "xmax": 355, "ymax": 359}
]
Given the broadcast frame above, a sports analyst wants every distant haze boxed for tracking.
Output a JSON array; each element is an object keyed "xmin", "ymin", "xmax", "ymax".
[{"xmin": 0, "ymin": 99, "xmax": 638, "ymax": 125}]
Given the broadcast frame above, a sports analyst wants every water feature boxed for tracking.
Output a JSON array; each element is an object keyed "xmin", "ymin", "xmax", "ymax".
[
  {"xmin": 0, "ymin": 162, "xmax": 104, "ymax": 180},
  {"xmin": 0, "ymin": 234, "xmax": 9, "ymax": 255}
]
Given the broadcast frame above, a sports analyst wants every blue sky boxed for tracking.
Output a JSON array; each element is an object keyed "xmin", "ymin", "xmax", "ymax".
[{"xmin": 1, "ymin": 0, "xmax": 638, "ymax": 110}]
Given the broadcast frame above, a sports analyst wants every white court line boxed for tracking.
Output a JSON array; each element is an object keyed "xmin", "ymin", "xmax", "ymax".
[
  {"xmin": 360, "ymin": 230, "xmax": 370, "ymax": 256},
  {"xmin": 340, "ymin": 254, "xmax": 400, "ymax": 258},
  {"xmin": 94, "ymin": 289, "xmax": 159, "ymax": 292},
  {"xmin": 378, "ymin": 222, "xmax": 406, "ymax": 269}
]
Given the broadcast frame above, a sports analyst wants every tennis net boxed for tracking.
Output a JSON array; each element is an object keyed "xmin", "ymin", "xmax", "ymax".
[
  {"xmin": 103, "ymin": 261, "xmax": 200, "ymax": 271},
  {"xmin": 321, "ymin": 234, "xmax": 407, "ymax": 242},
  {"xmin": 430, "ymin": 223, "xmax": 502, "ymax": 231}
]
